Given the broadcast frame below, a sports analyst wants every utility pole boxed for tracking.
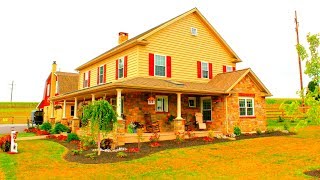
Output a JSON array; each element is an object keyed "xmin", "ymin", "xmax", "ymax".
[
  {"xmin": 295, "ymin": 10, "xmax": 304, "ymax": 104},
  {"xmin": 9, "ymin": 80, "xmax": 14, "ymax": 102}
]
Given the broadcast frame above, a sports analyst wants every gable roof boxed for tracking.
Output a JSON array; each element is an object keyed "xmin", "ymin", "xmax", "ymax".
[
  {"xmin": 55, "ymin": 72, "xmax": 79, "ymax": 94},
  {"xmin": 76, "ymin": 8, "xmax": 242, "ymax": 71},
  {"xmin": 209, "ymin": 68, "xmax": 272, "ymax": 96}
]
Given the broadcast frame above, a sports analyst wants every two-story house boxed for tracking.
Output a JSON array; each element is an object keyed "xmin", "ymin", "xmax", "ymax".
[{"xmin": 43, "ymin": 8, "xmax": 271, "ymax": 137}]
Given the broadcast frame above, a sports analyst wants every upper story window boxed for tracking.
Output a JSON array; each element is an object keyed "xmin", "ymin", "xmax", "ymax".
[
  {"xmin": 156, "ymin": 95, "xmax": 168, "ymax": 112},
  {"xmin": 239, "ymin": 97, "xmax": 254, "ymax": 116},
  {"xmin": 201, "ymin": 62, "xmax": 208, "ymax": 78},
  {"xmin": 223, "ymin": 65, "xmax": 235, "ymax": 73},
  {"xmin": 46, "ymin": 84, "xmax": 50, "ymax": 96},
  {"xmin": 118, "ymin": 57, "xmax": 124, "ymax": 79},
  {"xmin": 191, "ymin": 27, "xmax": 198, "ymax": 36},
  {"xmin": 98, "ymin": 65, "xmax": 105, "ymax": 84},
  {"xmin": 155, "ymin": 55, "xmax": 166, "ymax": 77},
  {"xmin": 83, "ymin": 71, "xmax": 90, "ymax": 88}
]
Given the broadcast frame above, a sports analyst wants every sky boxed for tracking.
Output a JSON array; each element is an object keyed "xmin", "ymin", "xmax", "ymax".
[{"xmin": 0, "ymin": 0, "xmax": 319, "ymax": 102}]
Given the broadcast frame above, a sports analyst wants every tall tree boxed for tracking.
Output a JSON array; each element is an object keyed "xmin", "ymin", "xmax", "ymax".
[{"xmin": 82, "ymin": 100, "xmax": 117, "ymax": 155}]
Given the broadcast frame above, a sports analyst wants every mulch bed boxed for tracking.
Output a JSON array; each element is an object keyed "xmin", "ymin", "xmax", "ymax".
[
  {"xmin": 304, "ymin": 170, "xmax": 320, "ymax": 178},
  {"xmin": 52, "ymin": 131, "xmax": 295, "ymax": 164}
]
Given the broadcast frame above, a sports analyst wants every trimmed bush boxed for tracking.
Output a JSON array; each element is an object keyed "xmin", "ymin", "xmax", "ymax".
[
  {"xmin": 51, "ymin": 123, "xmax": 70, "ymax": 134},
  {"xmin": 40, "ymin": 122, "xmax": 52, "ymax": 131},
  {"xmin": 234, "ymin": 126, "xmax": 241, "ymax": 136},
  {"xmin": 67, "ymin": 133, "xmax": 80, "ymax": 142}
]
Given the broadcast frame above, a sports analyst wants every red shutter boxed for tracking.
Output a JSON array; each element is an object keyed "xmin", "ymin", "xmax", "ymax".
[
  {"xmin": 103, "ymin": 64, "xmax": 106, "ymax": 83},
  {"xmin": 115, "ymin": 60, "xmax": 118, "ymax": 80},
  {"xmin": 97, "ymin": 67, "xmax": 99, "ymax": 84},
  {"xmin": 197, "ymin": 61, "xmax": 201, "ymax": 78},
  {"xmin": 88, "ymin": 71, "xmax": 91, "ymax": 87},
  {"xmin": 149, "ymin": 53, "xmax": 154, "ymax": 76},
  {"xmin": 83, "ymin": 73, "xmax": 85, "ymax": 88},
  {"xmin": 223, "ymin": 65, "xmax": 226, "ymax": 73},
  {"xmin": 209, "ymin": 63, "xmax": 213, "ymax": 79},
  {"xmin": 166, "ymin": 56, "xmax": 171, "ymax": 78},
  {"xmin": 233, "ymin": 66, "xmax": 236, "ymax": 71},
  {"xmin": 124, "ymin": 56, "xmax": 128, "ymax": 78}
]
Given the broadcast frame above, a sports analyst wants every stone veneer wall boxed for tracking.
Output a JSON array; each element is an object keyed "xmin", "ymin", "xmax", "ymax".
[{"xmin": 227, "ymin": 75, "xmax": 267, "ymax": 132}]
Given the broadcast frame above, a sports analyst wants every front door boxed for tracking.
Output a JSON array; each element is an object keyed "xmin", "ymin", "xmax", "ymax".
[{"xmin": 201, "ymin": 97, "xmax": 212, "ymax": 122}]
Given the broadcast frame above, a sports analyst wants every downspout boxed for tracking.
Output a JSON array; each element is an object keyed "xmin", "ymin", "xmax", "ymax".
[{"xmin": 225, "ymin": 93, "xmax": 232, "ymax": 134}]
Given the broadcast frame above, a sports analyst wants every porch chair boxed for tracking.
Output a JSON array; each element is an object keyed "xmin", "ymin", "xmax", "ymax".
[
  {"xmin": 144, "ymin": 113, "xmax": 160, "ymax": 133},
  {"xmin": 195, "ymin": 112, "xmax": 206, "ymax": 130}
]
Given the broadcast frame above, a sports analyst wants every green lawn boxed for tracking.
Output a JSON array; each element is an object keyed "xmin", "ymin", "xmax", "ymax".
[{"xmin": 0, "ymin": 126, "xmax": 320, "ymax": 179}]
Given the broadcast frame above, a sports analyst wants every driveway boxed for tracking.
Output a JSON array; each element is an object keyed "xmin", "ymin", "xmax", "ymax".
[{"xmin": 0, "ymin": 124, "xmax": 28, "ymax": 134}]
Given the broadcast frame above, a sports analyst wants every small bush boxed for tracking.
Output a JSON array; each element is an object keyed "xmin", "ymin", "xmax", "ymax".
[
  {"xmin": 278, "ymin": 116, "xmax": 284, "ymax": 122},
  {"xmin": 40, "ymin": 122, "xmax": 52, "ymax": 131},
  {"xmin": 116, "ymin": 152, "xmax": 127, "ymax": 158},
  {"xmin": 256, "ymin": 128, "xmax": 262, "ymax": 135},
  {"xmin": 51, "ymin": 123, "xmax": 70, "ymax": 134},
  {"xmin": 100, "ymin": 138, "xmax": 113, "ymax": 150},
  {"xmin": 266, "ymin": 127, "xmax": 275, "ymax": 134},
  {"xmin": 85, "ymin": 152, "xmax": 97, "ymax": 159},
  {"xmin": 233, "ymin": 126, "xmax": 241, "ymax": 136},
  {"xmin": 67, "ymin": 133, "xmax": 80, "ymax": 142},
  {"xmin": 284, "ymin": 122, "xmax": 290, "ymax": 131},
  {"xmin": 149, "ymin": 133, "xmax": 160, "ymax": 143},
  {"xmin": 71, "ymin": 149, "xmax": 82, "ymax": 156}
]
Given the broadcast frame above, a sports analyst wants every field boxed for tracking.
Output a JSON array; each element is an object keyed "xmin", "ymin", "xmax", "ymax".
[
  {"xmin": 0, "ymin": 126, "xmax": 319, "ymax": 179},
  {"xmin": 0, "ymin": 102, "xmax": 38, "ymax": 124}
]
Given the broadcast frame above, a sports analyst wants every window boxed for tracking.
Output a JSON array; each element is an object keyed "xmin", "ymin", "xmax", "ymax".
[
  {"xmin": 188, "ymin": 97, "xmax": 196, "ymax": 108},
  {"xmin": 155, "ymin": 55, "xmax": 166, "ymax": 77},
  {"xmin": 110, "ymin": 97, "xmax": 124, "ymax": 114},
  {"xmin": 239, "ymin": 97, "xmax": 254, "ymax": 116},
  {"xmin": 71, "ymin": 106, "xmax": 74, "ymax": 116},
  {"xmin": 98, "ymin": 66, "xmax": 104, "ymax": 84},
  {"xmin": 156, "ymin": 96, "xmax": 168, "ymax": 112},
  {"xmin": 201, "ymin": 97, "xmax": 212, "ymax": 122},
  {"xmin": 226, "ymin": 66, "xmax": 233, "ymax": 72},
  {"xmin": 83, "ymin": 71, "xmax": 89, "ymax": 88},
  {"xmin": 201, "ymin": 62, "xmax": 208, "ymax": 78},
  {"xmin": 118, "ymin": 58, "xmax": 124, "ymax": 79},
  {"xmin": 46, "ymin": 84, "xmax": 50, "ymax": 96},
  {"xmin": 191, "ymin": 27, "xmax": 197, "ymax": 36}
]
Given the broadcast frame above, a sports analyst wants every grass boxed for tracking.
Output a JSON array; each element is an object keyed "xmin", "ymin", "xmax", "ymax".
[{"xmin": 0, "ymin": 126, "xmax": 319, "ymax": 179}]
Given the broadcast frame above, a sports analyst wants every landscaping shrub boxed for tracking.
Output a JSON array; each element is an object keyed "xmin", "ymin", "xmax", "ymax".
[
  {"xmin": 234, "ymin": 126, "xmax": 241, "ymax": 136},
  {"xmin": 256, "ymin": 128, "xmax": 262, "ymax": 135},
  {"xmin": 284, "ymin": 122, "xmax": 290, "ymax": 131},
  {"xmin": 100, "ymin": 138, "xmax": 113, "ymax": 150},
  {"xmin": 175, "ymin": 132, "xmax": 185, "ymax": 143},
  {"xmin": 71, "ymin": 149, "xmax": 82, "ymax": 156},
  {"xmin": 67, "ymin": 133, "xmax": 79, "ymax": 142},
  {"xmin": 40, "ymin": 122, "xmax": 52, "ymax": 131},
  {"xmin": 278, "ymin": 116, "xmax": 285, "ymax": 122},
  {"xmin": 51, "ymin": 123, "xmax": 70, "ymax": 134},
  {"xmin": 126, "ymin": 147, "xmax": 140, "ymax": 153},
  {"xmin": 0, "ymin": 135, "xmax": 11, "ymax": 152},
  {"xmin": 116, "ymin": 152, "xmax": 127, "ymax": 158},
  {"xmin": 149, "ymin": 133, "xmax": 160, "ymax": 143}
]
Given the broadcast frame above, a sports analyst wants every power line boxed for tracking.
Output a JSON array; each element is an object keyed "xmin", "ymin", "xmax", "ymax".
[{"xmin": 9, "ymin": 80, "xmax": 14, "ymax": 102}]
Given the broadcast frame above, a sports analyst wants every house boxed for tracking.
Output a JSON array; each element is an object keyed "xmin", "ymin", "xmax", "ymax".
[
  {"xmin": 42, "ymin": 8, "xmax": 271, "ymax": 139},
  {"xmin": 37, "ymin": 61, "xmax": 79, "ymax": 124}
]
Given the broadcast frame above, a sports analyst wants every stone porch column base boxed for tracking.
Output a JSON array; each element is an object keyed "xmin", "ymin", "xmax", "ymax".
[
  {"xmin": 61, "ymin": 118, "xmax": 68, "ymax": 126},
  {"xmin": 49, "ymin": 118, "xmax": 55, "ymax": 125},
  {"xmin": 174, "ymin": 118, "xmax": 185, "ymax": 133},
  {"xmin": 72, "ymin": 118, "xmax": 80, "ymax": 133}
]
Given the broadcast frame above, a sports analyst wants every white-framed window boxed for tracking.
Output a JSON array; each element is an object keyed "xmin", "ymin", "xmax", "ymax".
[
  {"xmin": 118, "ymin": 57, "xmax": 124, "ymax": 79},
  {"xmin": 201, "ymin": 62, "xmax": 209, "ymax": 78},
  {"xmin": 188, "ymin": 97, "xmax": 196, "ymax": 108},
  {"xmin": 46, "ymin": 84, "xmax": 50, "ymax": 96},
  {"xmin": 83, "ymin": 71, "xmax": 89, "ymax": 88},
  {"xmin": 226, "ymin": 66, "xmax": 233, "ymax": 72},
  {"xmin": 155, "ymin": 54, "xmax": 166, "ymax": 77},
  {"xmin": 191, "ymin": 27, "xmax": 197, "ymax": 36},
  {"xmin": 239, "ymin": 97, "xmax": 254, "ymax": 116},
  {"xmin": 99, "ymin": 65, "xmax": 104, "ymax": 84},
  {"xmin": 156, "ymin": 95, "xmax": 168, "ymax": 112}
]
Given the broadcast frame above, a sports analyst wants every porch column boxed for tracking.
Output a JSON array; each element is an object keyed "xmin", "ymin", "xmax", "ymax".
[
  {"xmin": 72, "ymin": 97, "xmax": 80, "ymax": 133},
  {"xmin": 116, "ymin": 89, "xmax": 123, "ymax": 120},
  {"xmin": 62, "ymin": 99, "xmax": 66, "ymax": 119},
  {"xmin": 176, "ymin": 93, "xmax": 182, "ymax": 120},
  {"xmin": 61, "ymin": 99, "xmax": 68, "ymax": 126},
  {"xmin": 49, "ymin": 101, "xmax": 55, "ymax": 124},
  {"xmin": 91, "ymin": 94, "xmax": 95, "ymax": 102},
  {"xmin": 73, "ymin": 97, "xmax": 78, "ymax": 119}
]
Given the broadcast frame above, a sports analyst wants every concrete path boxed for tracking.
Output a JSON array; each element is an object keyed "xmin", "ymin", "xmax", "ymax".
[{"xmin": 0, "ymin": 124, "xmax": 29, "ymax": 134}]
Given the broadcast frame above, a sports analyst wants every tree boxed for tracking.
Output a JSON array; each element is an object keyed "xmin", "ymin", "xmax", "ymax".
[
  {"xmin": 82, "ymin": 99, "xmax": 117, "ymax": 155},
  {"xmin": 296, "ymin": 33, "xmax": 320, "ymax": 125}
]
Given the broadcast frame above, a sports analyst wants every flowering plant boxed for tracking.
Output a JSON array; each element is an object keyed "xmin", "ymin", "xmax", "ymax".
[
  {"xmin": 126, "ymin": 147, "xmax": 140, "ymax": 153},
  {"xmin": 203, "ymin": 136, "xmax": 214, "ymax": 142},
  {"xmin": 149, "ymin": 133, "xmax": 160, "ymax": 143},
  {"xmin": 0, "ymin": 135, "xmax": 11, "ymax": 152},
  {"xmin": 150, "ymin": 142, "xmax": 161, "ymax": 147},
  {"xmin": 175, "ymin": 132, "xmax": 185, "ymax": 144}
]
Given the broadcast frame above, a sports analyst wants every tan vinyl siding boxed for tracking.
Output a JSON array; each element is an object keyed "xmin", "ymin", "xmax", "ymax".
[
  {"xmin": 78, "ymin": 47, "xmax": 138, "ymax": 89},
  {"xmin": 138, "ymin": 12, "xmax": 235, "ymax": 82}
]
